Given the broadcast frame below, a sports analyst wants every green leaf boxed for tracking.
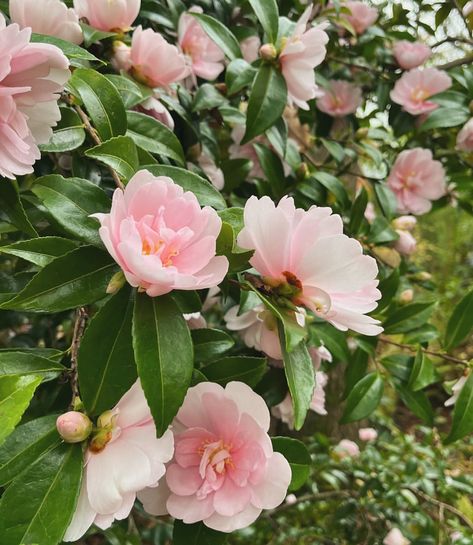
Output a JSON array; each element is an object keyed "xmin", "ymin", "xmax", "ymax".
[
  {"xmin": 190, "ymin": 13, "xmax": 242, "ymax": 60},
  {"xmin": 242, "ymin": 65, "xmax": 287, "ymax": 144},
  {"xmin": 78, "ymin": 286, "xmax": 136, "ymax": 416},
  {"xmin": 0, "ymin": 246, "xmax": 116, "ymax": 313},
  {"xmin": 248, "ymin": 0, "xmax": 279, "ymax": 43},
  {"xmin": 0, "ymin": 375, "xmax": 42, "ymax": 446},
  {"xmin": 225, "ymin": 59, "xmax": 257, "ymax": 95},
  {"xmin": 341, "ymin": 372, "xmax": 384, "ymax": 424},
  {"xmin": 173, "ymin": 520, "xmax": 227, "ymax": 545},
  {"xmin": 446, "ymin": 372, "xmax": 473, "ymax": 443},
  {"xmin": 105, "ymin": 74, "xmax": 151, "ymax": 109},
  {"xmin": 321, "ymin": 138, "xmax": 346, "ymax": 163},
  {"xmin": 253, "ymin": 143, "xmax": 286, "ymax": 198},
  {"xmin": 216, "ymin": 222, "xmax": 253, "ymax": 273},
  {"xmin": 280, "ymin": 333, "xmax": 314, "ymax": 431},
  {"xmin": 383, "ymin": 302, "xmax": 436, "ymax": 334},
  {"xmin": 192, "ymin": 329, "xmax": 235, "ymax": 361},
  {"xmin": 40, "ymin": 107, "xmax": 85, "ymax": 153},
  {"xmin": 133, "ymin": 293, "xmax": 194, "ymax": 436},
  {"xmin": 377, "ymin": 268, "xmax": 400, "ymax": 312},
  {"xmin": 0, "ymin": 352, "xmax": 64, "ymax": 381},
  {"xmin": 445, "ymin": 289, "xmax": 473, "ymax": 350},
  {"xmin": 420, "ymin": 107, "xmax": 469, "ymax": 132},
  {"xmin": 0, "ymin": 237, "xmax": 78, "ymax": 267},
  {"xmin": 408, "ymin": 348, "xmax": 437, "ymax": 391},
  {"xmin": 86, "ymin": 135, "xmax": 139, "ymax": 181},
  {"xmin": 80, "ymin": 22, "xmax": 117, "ymax": 46},
  {"xmin": 272, "ymin": 436, "xmax": 310, "ymax": 491},
  {"xmin": 70, "ymin": 68, "xmax": 127, "ymax": 140},
  {"xmin": 312, "ymin": 172, "xmax": 350, "ymax": 209},
  {"xmin": 143, "ymin": 165, "xmax": 226, "ymax": 209},
  {"xmin": 0, "ymin": 180, "xmax": 37, "ymax": 237},
  {"xmin": 31, "ymin": 33, "xmax": 102, "ymax": 65},
  {"xmin": 344, "ymin": 347, "xmax": 369, "ymax": 397},
  {"xmin": 0, "ymin": 443, "xmax": 83, "ymax": 545},
  {"xmin": 32, "ymin": 174, "xmax": 111, "ymax": 246},
  {"xmin": 172, "ymin": 290, "xmax": 202, "ymax": 314},
  {"xmin": 192, "ymin": 84, "xmax": 226, "ymax": 111},
  {"xmin": 126, "ymin": 111, "xmax": 185, "ymax": 166},
  {"xmin": 349, "ymin": 187, "xmax": 368, "ymax": 235},
  {"xmin": 202, "ymin": 356, "xmax": 267, "ymax": 386},
  {"xmin": 255, "ymin": 366, "xmax": 287, "ymax": 407},
  {"xmin": 311, "ymin": 322, "xmax": 350, "ymax": 362},
  {"xmin": 374, "ymin": 182, "xmax": 398, "ymax": 220},
  {"xmin": 396, "ymin": 383, "xmax": 434, "ymax": 425},
  {"xmin": 0, "ymin": 415, "xmax": 59, "ymax": 486}
]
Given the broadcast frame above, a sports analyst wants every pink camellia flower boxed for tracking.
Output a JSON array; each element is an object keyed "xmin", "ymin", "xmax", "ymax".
[
  {"xmin": 73, "ymin": 0, "xmax": 140, "ymax": 32},
  {"xmin": 392, "ymin": 41, "xmax": 431, "ymax": 70},
  {"xmin": 136, "ymin": 96, "xmax": 175, "ymax": 130},
  {"xmin": 64, "ymin": 380, "xmax": 174, "ymax": 541},
  {"xmin": 91, "ymin": 170, "xmax": 229, "ymax": 297},
  {"xmin": 390, "ymin": 68, "xmax": 452, "ymax": 115},
  {"xmin": 197, "ymin": 152, "xmax": 225, "ymax": 191},
  {"xmin": 279, "ymin": 7, "xmax": 329, "ymax": 110},
  {"xmin": 316, "ymin": 80, "xmax": 363, "ymax": 117},
  {"xmin": 383, "ymin": 528, "xmax": 410, "ymax": 545},
  {"xmin": 139, "ymin": 381, "xmax": 291, "ymax": 533},
  {"xmin": 0, "ymin": 14, "xmax": 69, "ymax": 179},
  {"xmin": 240, "ymin": 35, "xmax": 261, "ymax": 63},
  {"xmin": 10, "ymin": 0, "xmax": 83, "ymax": 44},
  {"xmin": 178, "ymin": 7, "xmax": 225, "ymax": 81},
  {"xmin": 445, "ymin": 375, "xmax": 468, "ymax": 407},
  {"xmin": 334, "ymin": 439, "xmax": 360, "ymax": 459},
  {"xmin": 358, "ymin": 427, "xmax": 378, "ymax": 441},
  {"xmin": 387, "ymin": 148, "xmax": 446, "ymax": 215},
  {"xmin": 340, "ymin": 1, "xmax": 378, "ymax": 35},
  {"xmin": 394, "ymin": 230, "xmax": 417, "ymax": 256},
  {"xmin": 457, "ymin": 118, "xmax": 473, "ymax": 151},
  {"xmin": 228, "ymin": 125, "xmax": 265, "ymax": 179},
  {"xmin": 237, "ymin": 196, "xmax": 382, "ymax": 335}
]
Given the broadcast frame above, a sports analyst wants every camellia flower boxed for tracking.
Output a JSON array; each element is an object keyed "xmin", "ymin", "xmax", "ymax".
[
  {"xmin": 178, "ymin": 7, "xmax": 225, "ymax": 81},
  {"xmin": 339, "ymin": 1, "xmax": 378, "ymax": 35},
  {"xmin": 334, "ymin": 439, "xmax": 360, "ymax": 459},
  {"xmin": 316, "ymin": 80, "xmax": 363, "ymax": 117},
  {"xmin": 64, "ymin": 380, "xmax": 174, "ymax": 541},
  {"xmin": 358, "ymin": 427, "xmax": 378, "ymax": 441},
  {"xmin": 390, "ymin": 68, "xmax": 452, "ymax": 115},
  {"xmin": 237, "ymin": 196, "xmax": 382, "ymax": 335},
  {"xmin": 386, "ymin": 148, "xmax": 446, "ymax": 215},
  {"xmin": 392, "ymin": 41, "xmax": 431, "ymax": 70},
  {"xmin": 445, "ymin": 375, "xmax": 468, "ymax": 407},
  {"xmin": 279, "ymin": 7, "xmax": 329, "ymax": 110},
  {"xmin": 196, "ymin": 152, "xmax": 225, "ymax": 191},
  {"xmin": 456, "ymin": 118, "xmax": 473, "ymax": 151},
  {"xmin": 91, "ymin": 170, "xmax": 229, "ymax": 297},
  {"xmin": 228, "ymin": 125, "xmax": 265, "ymax": 179},
  {"xmin": 139, "ymin": 381, "xmax": 291, "ymax": 533},
  {"xmin": 383, "ymin": 528, "xmax": 410, "ymax": 545},
  {"xmin": 0, "ymin": 14, "xmax": 69, "ymax": 179},
  {"xmin": 136, "ymin": 96, "xmax": 175, "ymax": 130},
  {"xmin": 240, "ymin": 35, "xmax": 261, "ymax": 63},
  {"xmin": 394, "ymin": 229, "xmax": 417, "ymax": 256},
  {"xmin": 73, "ymin": 0, "xmax": 140, "ymax": 32},
  {"xmin": 10, "ymin": 0, "xmax": 83, "ymax": 44}
]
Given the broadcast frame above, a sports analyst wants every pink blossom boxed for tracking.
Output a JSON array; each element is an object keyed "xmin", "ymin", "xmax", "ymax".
[
  {"xmin": 383, "ymin": 528, "xmax": 410, "ymax": 545},
  {"xmin": 387, "ymin": 148, "xmax": 446, "ymax": 215},
  {"xmin": 392, "ymin": 41, "xmax": 431, "ymax": 70},
  {"xmin": 237, "ymin": 196, "xmax": 382, "ymax": 335},
  {"xmin": 139, "ymin": 382, "xmax": 291, "ymax": 533},
  {"xmin": 229, "ymin": 125, "xmax": 265, "ymax": 178},
  {"xmin": 279, "ymin": 7, "xmax": 328, "ymax": 110},
  {"xmin": 178, "ymin": 7, "xmax": 225, "ymax": 81},
  {"xmin": 358, "ymin": 427, "xmax": 378, "ymax": 441},
  {"xmin": 463, "ymin": 1, "xmax": 473, "ymax": 16},
  {"xmin": 285, "ymin": 493, "xmax": 297, "ymax": 504},
  {"xmin": 334, "ymin": 439, "xmax": 360, "ymax": 458},
  {"xmin": 390, "ymin": 68, "xmax": 452, "ymax": 116},
  {"xmin": 10, "ymin": 0, "xmax": 83, "ymax": 44},
  {"xmin": 56, "ymin": 411, "xmax": 92, "ymax": 443},
  {"xmin": 64, "ymin": 381, "xmax": 174, "ymax": 541},
  {"xmin": 73, "ymin": 0, "xmax": 140, "ymax": 32},
  {"xmin": 456, "ymin": 118, "xmax": 473, "ymax": 151},
  {"xmin": 240, "ymin": 35, "xmax": 261, "ymax": 63},
  {"xmin": 0, "ymin": 15, "xmax": 69, "ymax": 179},
  {"xmin": 197, "ymin": 152, "xmax": 225, "ymax": 190},
  {"xmin": 316, "ymin": 80, "xmax": 363, "ymax": 117},
  {"xmin": 394, "ymin": 230, "xmax": 417, "ymax": 256},
  {"xmin": 445, "ymin": 375, "xmax": 468, "ymax": 407},
  {"xmin": 392, "ymin": 215, "xmax": 417, "ymax": 231},
  {"xmin": 91, "ymin": 170, "xmax": 229, "ymax": 297},
  {"xmin": 340, "ymin": 1, "xmax": 378, "ymax": 35},
  {"xmin": 136, "ymin": 96, "xmax": 175, "ymax": 129}
]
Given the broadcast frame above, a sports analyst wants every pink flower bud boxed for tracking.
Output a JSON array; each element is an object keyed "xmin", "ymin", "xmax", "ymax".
[
  {"xmin": 259, "ymin": 43, "xmax": 277, "ymax": 60},
  {"xmin": 56, "ymin": 411, "xmax": 92, "ymax": 443},
  {"xmin": 334, "ymin": 439, "xmax": 360, "ymax": 459},
  {"xmin": 392, "ymin": 215, "xmax": 417, "ymax": 231},
  {"xmin": 383, "ymin": 528, "xmax": 410, "ymax": 545},
  {"xmin": 285, "ymin": 494, "xmax": 297, "ymax": 504},
  {"xmin": 358, "ymin": 427, "xmax": 378, "ymax": 441},
  {"xmin": 394, "ymin": 230, "xmax": 417, "ymax": 256},
  {"xmin": 399, "ymin": 288, "xmax": 414, "ymax": 304}
]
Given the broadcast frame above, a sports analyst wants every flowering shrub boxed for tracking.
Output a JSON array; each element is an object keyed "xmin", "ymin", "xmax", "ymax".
[{"xmin": 0, "ymin": 0, "xmax": 472, "ymax": 544}]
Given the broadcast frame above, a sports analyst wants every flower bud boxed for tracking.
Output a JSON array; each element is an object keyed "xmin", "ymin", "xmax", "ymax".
[
  {"xmin": 259, "ymin": 43, "xmax": 277, "ymax": 60},
  {"xmin": 355, "ymin": 127, "xmax": 369, "ymax": 140},
  {"xmin": 285, "ymin": 493, "xmax": 297, "ymax": 505},
  {"xmin": 394, "ymin": 230, "xmax": 417, "ymax": 256},
  {"xmin": 358, "ymin": 427, "xmax": 378, "ymax": 441},
  {"xmin": 414, "ymin": 271, "xmax": 432, "ymax": 281},
  {"xmin": 106, "ymin": 271, "xmax": 126, "ymax": 294},
  {"xmin": 392, "ymin": 215, "xmax": 417, "ymax": 231},
  {"xmin": 399, "ymin": 288, "xmax": 414, "ymax": 304},
  {"xmin": 296, "ymin": 162, "xmax": 310, "ymax": 180},
  {"xmin": 56, "ymin": 411, "xmax": 92, "ymax": 443}
]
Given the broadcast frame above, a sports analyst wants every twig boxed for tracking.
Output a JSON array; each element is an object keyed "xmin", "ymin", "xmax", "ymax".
[
  {"xmin": 437, "ymin": 53, "xmax": 473, "ymax": 70},
  {"xmin": 379, "ymin": 336, "xmax": 468, "ymax": 365},
  {"xmin": 267, "ymin": 490, "xmax": 352, "ymax": 515},
  {"xmin": 70, "ymin": 307, "xmax": 88, "ymax": 405},
  {"xmin": 408, "ymin": 488, "xmax": 473, "ymax": 530},
  {"xmin": 326, "ymin": 55, "xmax": 391, "ymax": 80},
  {"xmin": 432, "ymin": 36, "xmax": 473, "ymax": 47}
]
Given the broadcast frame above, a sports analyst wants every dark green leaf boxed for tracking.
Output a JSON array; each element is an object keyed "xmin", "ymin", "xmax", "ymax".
[
  {"xmin": 80, "ymin": 22, "xmax": 117, "ymax": 46},
  {"xmin": 31, "ymin": 33, "xmax": 102, "ymax": 65},
  {"xmin": 192, "ymin": 84, "xmax": 226, "ymax": 111},
  {"xmin": 272, "ymin": 436, "xmax": 310, "ymax": 491},
  {"xmin": 341, "ymin": 372, "xmax": 384, "ymax": 424},
  {"xmin": 190, "ymin": 13, "xmax": 242, "ymax": 60},
  {"xmin": 374, "ymin": 182, "xmax": 398, "ymax": 220},
  {"xmin": 349, "ymin": 187, "xmax": 368, "ymax": 235},
  {"xmin": 86, "ymin": 135, "xmax": 139, "ymax": 181},
  {"xmin": 312, "ymin": 172, "xmax": 350, "ymax": 209},
  {"xmin": 192, "ymin": 329, "xmax": 235, "ymax": 361},
  {"xmin": 248, "ymin": 0, "xmax": 279, "ymax": 42},
  {"xmin": 377, "ymin": 268, "xmax": 400, "ymax": 312},
  {"xmin": 202, "ymin": 356, "xmax": 267, "ymax": 386},
  {"xmin": 446, "ymin": 372, "xmax": 473, "ymax": 443},
  {"xmin": 253, "ymin": 143, "xmax": 286, "ymax": 198},
  {"xmin": 225, "ymin": 59, "xmax": 257, "ymax": 95},
  {"xmin": 172, "ymin": 290, "xmax": 202, "ymax": 314},
  {"xmin": 0, "ymin": 237, "xmax": 78, "ymax": 267},
  {"xmin": 40, "ymin": 107, "xmax": 85, "ymax": 153},
  {"xmin": 0, "ymin": 180, "xmax": 37, "ymax": 237},
  {"xmin": 344, "ymin": 347, "xmax": 369, "ymax": 397},
  {"xmin": 0, "ymin": 352, "xmax": 64, "ymax": 381},
  {"xmin": 445, "ymin": 289, "xmax": 473, "ymax": 350},
  {"xmin": 173, "ymin": 520, "xmax": 226, "ymax": 545},
  {"xmin": 396, "ymin": 383, "xmax": 434, "ymax": 425},
  {"xmin": 408, "ymin": 348, "xmax": 437, "ymax": 391},
  {"xmin": 383, "ymin": 302, "xmax": 436, "ymax": 334},
  {"xmin": 321, "ymin": 138, "xmax": 346, "ymax": 163},
  {"xmin": 420, "ymin": 107, "xmax": 469, "ymax": 132},
  {"xmin": 105, "ymin": 74, "xmax": 151, "ymax": 109}
]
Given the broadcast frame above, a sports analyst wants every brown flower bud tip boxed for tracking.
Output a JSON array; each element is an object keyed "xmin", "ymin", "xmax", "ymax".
[
  {"xmin": 296, "ymin": 162, "xmax": 310, "ymax": 180},
  {"xmin": 259, "ymin": 43, "xmax": 277, "ymax": 61},
  {"xmin": 56, "ymin": 411, "xmax": 92, "ymax": 443},
  {"xmin": 106, "ymin": 271, "xmax": 126, "ymax": 294}
]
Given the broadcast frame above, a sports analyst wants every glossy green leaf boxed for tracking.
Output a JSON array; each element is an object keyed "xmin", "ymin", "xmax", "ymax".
[
  {"xmin": 253, "ymin": 143, "xmax": 286, "ymax": 198},
  {"xmin": 32, "ymin": 174, "xmax": 111, "ymax": 246},
  {"xmin": 397, "ymin": 383, "xmax": 434, "ymax": 425},
  {"xmin": 40, "ymin": 107, "xmax": 85, "ymax": 153},
  {"xmin": 31, "ymin": 33, "xmax": 102, "ymax": 65},
  {"xmin": 446, "ymin": 372, "xmax": 473, "ymax": 443},
  {"xmin": 202, "ymin": 356, "xmax": 267, "ymax": 386},
  {"xmin": 0, "ymin": 352, "xmax": 64, "ymax": 381},
  {"xmin": 420, "ymin": 107, "xmax": 469, "ymax": 132},
  {"xmin": 190, "ymin": 13, "xmax": 242, "ymax": 60},
  {"xmin": 312, "ymin": 172, "xmax": 350, "ymax": 209},
  {"xmin": 192, "ymin": 329, "xmax": 235, "ymax": 361},
  {"xmin": 311, "ymin": 322, "xmax": 350, "ymax": 362},
  {"xmin": 321, "ymin": 138, "xmax": 345, "ymax": 163},
  {"xmin": 133, "ymin": 293, "xmax": 194, "ymax": 436},
  {"xmin": 0, "ymin": 180, "xmax": 37, "ymax": 237},
  {"xmin": 225, "ymin": 59, "xmax": 257, "ymax": 95},
  {"xmin": 78, "ymin": 286, "xmax": 136, "ymax": 416},
  {"xmin": 248, "ymin": 0, "xmax": 279, "ymax": 42},
  {"xmin": 341, "ymin": 372, "xmax": 384, "ymax": 424},
  {"xmin": 272, "ymin": 436, "xmax": 311, "ymax": 491},
  {"xmin": 374, "ymin": 182, "xmax": 398, "ymax": 220},
  {"xmin": 0, "ymin": 415, "xmax": 59, "ymax": 486},
  {"xmin": 0, "ymin": 246, "xmax": 115, "ymax": 313},
  {"xmin": 383, "ymin": 302, "xmax": 436, "ymax": 334},
  {"xmin": 408, "ymin": 348, "xmax": 437, "ymax": 391},
  {"xmin": 80, "ymin": 22, "xmax": 117, "ymax": 46},
  {"xmin": 173, "ymin": 520, "xmax": 227, "ymax": 545},
  {"xmin": 445, "ymin": 289, "xmax": 473, "ymax": 350},
  {"xmin": 0, "ymin": 443, "xmax": 82, "ymax": 545},
  {"xmin": 0, "ymin": 237, "xmax": 78, "ymax": 267},
  {"xmin": 70, "ymin": 68, "xmax": 127, "ymax": 140},
  {"xmin": 377, "ymin": 268, "xmax": 400, "ymax": 312},
  {"xmin": 105, "ymin": 74, "xmax": 151, "ymax": 109},
  {"xmin": 349, "ymin": 187, "xmax": 368, "ymax": 235},
  {"xmin": 344, "ymin": 347, "xmax": 369, "ymax": 397},
  {"xmin": 192, "ymin": 84, "xmax": 226, "ymax": 111},
  {"xmin": 243, "ymin": 65, "xmax": 287, "ymax": 144},
  {"xmin": 86, "ymin": 135, "xmax": 139, "ymax": 181},
  {"xmin": 127, "ymin": 111, "xmax": 184, "ymax": 165},
  {"xmin": 172, "ymin": 290, "xmax": 202, "ymax": 314}
]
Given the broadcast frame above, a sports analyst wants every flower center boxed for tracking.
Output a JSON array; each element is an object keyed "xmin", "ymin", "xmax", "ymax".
[
  {"xmin": 198, "ymin": 439, "xmax": 233, "ymax": 479},
  {"xmin": 411, "ymin": 86, "xmax": 429, "ymax": 103}
]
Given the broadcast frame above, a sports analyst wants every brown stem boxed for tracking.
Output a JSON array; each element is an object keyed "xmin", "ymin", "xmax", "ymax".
[
  {"xmin": 379, "ymin": 336, "xmax": 468, "ymax": 365},
  {"xmin": 267, "ymin": 490, "xmax": 352, "ymax": 515},
  {"xmin": 437, "ymin": 53, "xmax": 473, "ymax": 70},
  {"xmin": 70, "ymin": 307, "xmax": 88, "ymax": 405},
  {"xmin": 408, "ymin": 488, "xmax": 473, "ymax": 530}
]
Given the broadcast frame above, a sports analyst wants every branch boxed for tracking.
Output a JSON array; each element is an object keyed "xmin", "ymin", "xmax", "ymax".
[
  {"xmin": 437, "ymin": 53, "xmax": 473, "ymax": 70},
  {"xmin": 379, "ymin": 336, "xmax": 468, "ymax": 365},
  {"xmin": 267, "ymin": 490, "xmax": 352, "ymax": 515},
  {"xmin": 69, "ymin": 307, "xmax": 88, "ymax": 405},
  {"xmin": 408, "ymin": 488, "xmax": 473, "ymax": 530}
]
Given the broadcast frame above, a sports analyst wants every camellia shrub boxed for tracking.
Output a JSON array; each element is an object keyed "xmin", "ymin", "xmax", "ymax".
[{"xmin": 0, "ymin": 0, "xmax": 472, "ymax": 544}]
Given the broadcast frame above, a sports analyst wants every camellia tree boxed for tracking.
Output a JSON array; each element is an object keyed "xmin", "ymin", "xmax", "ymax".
[{"xmin": 0, "ymin": 0, "xmax": 472, "ymax": 543}]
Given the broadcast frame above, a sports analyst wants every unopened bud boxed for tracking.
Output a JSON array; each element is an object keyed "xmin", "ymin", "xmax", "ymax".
[
  {"xmin": 372, "ymin": 246, "xmax": 401, "ymax": 268},
  {"xmin": 415, "ymin": 271, "xmax": 432, "ymax": 281},
  {"xmin": 355, "ymin": 128, "xmax": 369, "ymax": 140},
  {"xmin": 285, "ymin": 494, "xmax": 297, "ymax": 505},
  {"xmin": 399, "ymin": 288, "xmax": 414, "ymax": 304},
  {"xmin": 259, "ymin": 43, "xmax": 277, "ymax": 61},
  {"xmin": 56, "ymin": 411, "xmax": 92, "ymax": 443},
  {"xmin": 296, "ymin": 162, "xmax": 310, "ymax": 180},
  {"xmin": 392, "ymin": 215, "xmax": 417, "ymax": 231},
  {"xmin": 106, "ymin": 271, "xmax": 126, "ymax": 294}
]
